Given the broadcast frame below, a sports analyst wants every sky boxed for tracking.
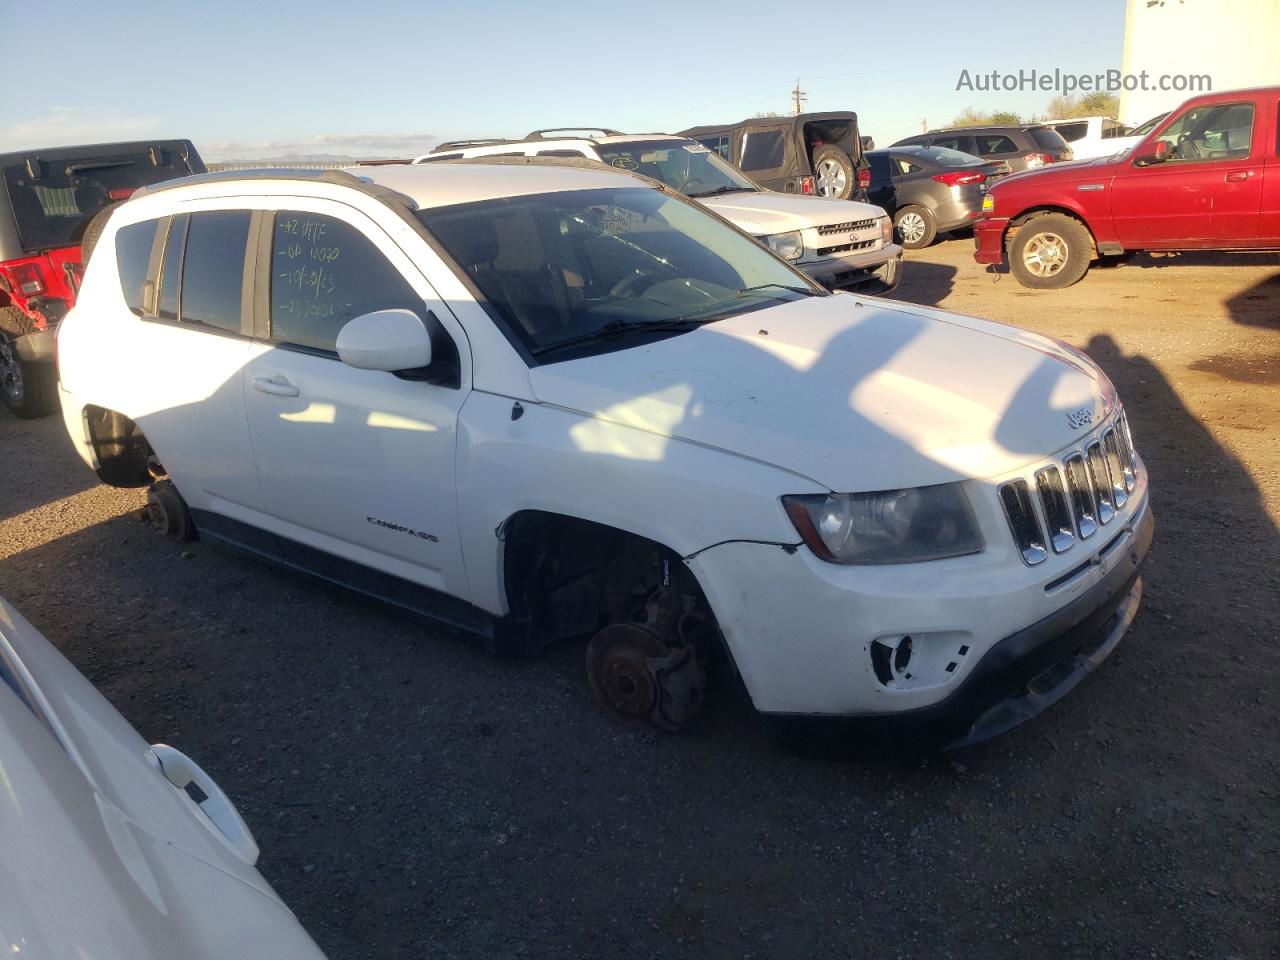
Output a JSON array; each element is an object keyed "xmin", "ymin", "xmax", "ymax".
[{"xmin": 1, "ymin": 0, "xmax": 1130, "ymax": 161}]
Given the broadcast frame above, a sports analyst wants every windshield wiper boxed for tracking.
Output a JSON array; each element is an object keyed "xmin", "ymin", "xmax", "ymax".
[
  {"xmin": 531, "ymin": 317, "xmax": 717, "ymax": 357},
  {"xmin": 736, "ymin": 282, "xmax": 817, "ymax": 299},
  {"xmin": 685, "ymin": 185, "xmax": 757, "ymax": 198}
]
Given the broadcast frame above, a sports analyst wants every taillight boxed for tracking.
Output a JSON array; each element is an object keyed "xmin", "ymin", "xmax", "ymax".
[
  {"xmin": 10, "ymin": 262, "xmax": 44, "ymax": 296},
  {"xmin": 932, "ymin": 171, "xmax": 986, "ymax": 187},
  {"xmin": 801, "ymin": 176, "xmax": 815, "ymax": 195},
  {"xmin": 857, "ymin": 168, "xmax": 871, "ymax": 188},
  {"xmin": 108, "ymin": 187, "xmax": 136, "ymax": 200},
  {"xmin": 1040, "ymin": 153, "xmax": 1055, "ymax": 164}
]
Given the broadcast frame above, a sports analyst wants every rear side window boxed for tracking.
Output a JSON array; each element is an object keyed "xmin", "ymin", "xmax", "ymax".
[
  {"xmin": 931, "ymin": 135, "xmax": 972, "ymax": 153},
  {"xmin": 1053, "ymin": 122, "xmax": 1088, "ymax": 142},
  {"xmin": 697, "ymin": 136, "xmax": 731, "ymax": 161},
  {"xmin": 179, "ymin": 211, "xmax": 250, "ymax": 334},
  {"xmin": 1031, "ymin": 128, "xmax": 1070, "ymax": 152},
  {"xmin": 975, "ymin": 134, "xmax": 1018, "ymax": 155},
  {"xmin": 114, "ymin": 220, "xmax": 159, "ymax": 315},
  {"xmin": 269, "ymin": 211, "xmax": 423, "ymax": 353},
  {"xmin": 740, "ymin": 130, "xmax": 784, "ymax": 171}
]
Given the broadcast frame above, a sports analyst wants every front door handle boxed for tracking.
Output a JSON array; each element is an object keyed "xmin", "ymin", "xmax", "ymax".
[
  {"xmin": 1224, "ymin": 170, "xmax": 1252, "ymax": 182},
  {"xmin": 253, "ymin": 375, "xmax": 300, "ymax": 398}
]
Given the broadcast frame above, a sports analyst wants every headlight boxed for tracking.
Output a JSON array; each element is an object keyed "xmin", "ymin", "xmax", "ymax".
[
  {"xmin": 782, "ymin": 483, "xmax": 983, "ymax": 564},
  {"xmin": 981, "ymin": 194, "xmax": 995, "ymax": 213},
  {"xmin": 879, "ymin": 216, "xmax": 893, "ymax": 245},
  {"xmin": 765, "ymin": 230, "xmax": 803, "ymax": 261}
]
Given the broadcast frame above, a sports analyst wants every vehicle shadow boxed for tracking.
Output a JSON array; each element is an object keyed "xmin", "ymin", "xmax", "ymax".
[
  {"xmin": 1223, "ymin": 265, "xmax": 1280, "ymax": 330},
  {"xmin": 885, "ymin": 258, "xmax": 956, "ymax": 306}
]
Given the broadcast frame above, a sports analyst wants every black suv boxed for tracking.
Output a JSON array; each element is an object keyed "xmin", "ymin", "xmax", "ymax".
[
  {"xmin": 680, "ymin": 112, "xmax": 869, "ymax": 201},
  {"xmin": 890, "ymin": 125, "xmax": 1072, "ymax": 173}
]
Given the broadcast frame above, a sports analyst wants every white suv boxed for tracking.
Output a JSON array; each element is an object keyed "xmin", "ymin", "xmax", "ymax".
[
  {"xmin": 415, "ymin": 130, "xmax": 903, "ymax": 295},
  {"xmin": 56, "ymin": 162, "xmax": 1153, "ymax": 752}
]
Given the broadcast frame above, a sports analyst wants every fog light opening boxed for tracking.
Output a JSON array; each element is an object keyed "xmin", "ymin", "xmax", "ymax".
[{"xmin": 871, "ymin": 635, "xmax": 914, "ymax": 686}]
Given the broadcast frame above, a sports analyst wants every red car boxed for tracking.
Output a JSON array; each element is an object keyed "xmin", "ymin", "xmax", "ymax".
[
  {"xmin": 0, "ymin": 140, "xmax": 204, "ymax": 417},
  {"xmin": 974, "ymin": 87, "xmax": 1280, "ymax": 288}
]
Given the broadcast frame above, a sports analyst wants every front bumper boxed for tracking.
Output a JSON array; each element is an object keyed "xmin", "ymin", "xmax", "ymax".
[
  {"xmin": 766, "ymin": 504, "xmax": 1153, "ymax": 754},
  {"xmin": 973, "ymin": 217, "xmax": 1008, "ymax": 265},
  {"xmin": 799, "ymin": 243, "xmax": 902, "ymax": 294}
]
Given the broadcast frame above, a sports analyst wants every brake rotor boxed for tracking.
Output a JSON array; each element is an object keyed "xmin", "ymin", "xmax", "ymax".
[{"xmin": 586, "ymin": 623, "xmax": 668, "ymax": 721}]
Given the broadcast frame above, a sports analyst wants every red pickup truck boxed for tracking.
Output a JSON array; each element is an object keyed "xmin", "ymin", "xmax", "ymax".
[{"xmin": 974, "ymin": 86, "xmax": 1280, "ymax": 288}]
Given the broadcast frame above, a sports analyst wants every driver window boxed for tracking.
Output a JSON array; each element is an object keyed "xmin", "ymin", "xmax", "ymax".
[
  {"xmin": 1157, "ymin": 103, "xmax": 1254, "ymax": 161},
  {"xmin": 269, "ymin": 211, "xmax": 424, "ymax": 353}
]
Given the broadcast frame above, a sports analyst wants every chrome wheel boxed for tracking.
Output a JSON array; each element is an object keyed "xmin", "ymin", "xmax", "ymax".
[
  {"xmin": 0, "ymin": 337, "xmax": 23, "ymax": 408},
  {"xmin": 897, "ymin": 211, "xmax": 927, "ymax": 246},
  {"xmin": 1022, "ymin": 231, "xmax": 1069, "ymax": 278},
  {"xmin": 815, "ymin": 159, "xmax": 848, "ymax": 198}
]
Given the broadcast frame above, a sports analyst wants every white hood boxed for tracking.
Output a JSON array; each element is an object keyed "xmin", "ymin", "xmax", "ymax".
[
  {"xmin": 699, "ymin": 190, "xmax": 886, "ymax": 236},
  {"xmin": 528, "ymin": 295, "xmax": 1113, "ymax": 491}
]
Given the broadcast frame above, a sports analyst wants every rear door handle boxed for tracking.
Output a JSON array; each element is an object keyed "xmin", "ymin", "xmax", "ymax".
[
  {"xmin": 1224, "ymin": 170, "xmax": 1252, "ymax": 182},
  {"xmin": 252, "ymin": 375, "xmax": 299, "ymax": 398}
]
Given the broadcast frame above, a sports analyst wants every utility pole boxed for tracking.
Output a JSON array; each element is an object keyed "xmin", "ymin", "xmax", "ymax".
[
  {"xmin": 791, "ymin": 78, "xmax": 807, "ymax": 116},
  {"xmin": 922, "ymin": 117, "xmax": 928, "ymax": 133}
]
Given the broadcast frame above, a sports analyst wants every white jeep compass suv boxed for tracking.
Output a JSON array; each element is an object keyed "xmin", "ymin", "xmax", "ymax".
[
  {"xmin": 56, "ymin": 162, "xmax": 1153, "ymax": 753},
  {"xmin": 415, "ymin": 130, "xmax": 903, "ymax": 295}
]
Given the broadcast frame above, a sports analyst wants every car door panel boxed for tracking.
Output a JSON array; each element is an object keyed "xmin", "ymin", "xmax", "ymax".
[
  {"xmin": 112, "ymin": 211, "xmax": 265, "ymax": 516},
  {"xmin": 242, "ymin": 203, "xmax": 470, "ymax": 601},
  {"xmin": 1112, "ymin": 100, "xmax": 1263, "ymax": 246}
]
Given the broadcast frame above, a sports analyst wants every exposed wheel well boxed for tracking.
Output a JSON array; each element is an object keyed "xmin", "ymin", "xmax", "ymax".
[
  {"xmin": 499, "ymin": 510, "xmax": 722, "ymax": 656},
  {"xmin": 83, "ymin": 406, "xmax": 154, "ymax": 487},
  {"xmin": 1006, "ymin": 207, "xmax": 1099, "ymax": 259}
]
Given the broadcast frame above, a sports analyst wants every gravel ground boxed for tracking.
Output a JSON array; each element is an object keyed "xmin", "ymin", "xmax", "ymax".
[{"xmin": 1, "ymin": 243, "xmax": 1277, "ymax": 959}]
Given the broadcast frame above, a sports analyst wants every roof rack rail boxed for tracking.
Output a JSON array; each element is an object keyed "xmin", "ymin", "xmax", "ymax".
[
  {"xmin": 524, "ymin": 127, "xmax": 624, "ymax": 141},
  {"xmin": 129, "ymin": 167, "xmax": 419, "ymax": 210},
  {"xmin": 431, "ymin": 138, "xmax": 513, "ymax": 153}
]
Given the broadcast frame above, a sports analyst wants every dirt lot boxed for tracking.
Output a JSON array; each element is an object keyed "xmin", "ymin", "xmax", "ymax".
[{"xmin": 2, "ymin": 241, "xmax": 1276, "ymax": 959}]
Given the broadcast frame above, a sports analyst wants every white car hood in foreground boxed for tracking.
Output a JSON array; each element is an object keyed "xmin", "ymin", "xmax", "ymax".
[
  {"xmin": 0, "ymin": 598, "xmax": 327, "ymax": 960},
  {"xmin": 699, "ymin": 190, "xmax": 884, "ymax": 235},
  {"xmin": 528, "ymin": 295, "xmax": 1112, "ymax": 491}
]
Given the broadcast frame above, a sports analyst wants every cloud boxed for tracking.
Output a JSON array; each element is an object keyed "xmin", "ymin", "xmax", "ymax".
[
  {"xmin": 0, "ymin": 108, "xmax": 163, "ymax": 151},
  {"xmin": 201, "ymin": 132, "xmax": 441, "ymax": 162}
]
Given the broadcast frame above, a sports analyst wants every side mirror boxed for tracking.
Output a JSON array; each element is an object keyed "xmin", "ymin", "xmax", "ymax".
[
  {"xmin": 336, "ymin": 309, "xmax": 432, "ymax": 373},
  {"xmin": 1134, "ymin": 139, "xmax": 1170, "ymax": 166}
]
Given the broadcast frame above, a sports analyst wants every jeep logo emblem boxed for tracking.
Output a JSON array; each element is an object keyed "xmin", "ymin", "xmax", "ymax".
[{"xmin": 1066, "ymin": 407, "xmax": 1095, "ymax": 429}]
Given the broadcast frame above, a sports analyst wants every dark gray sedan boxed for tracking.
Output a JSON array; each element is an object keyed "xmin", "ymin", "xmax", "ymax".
[{"xmin": 864, "ymin": 146, "xmax": 1010, "ymax": 249}]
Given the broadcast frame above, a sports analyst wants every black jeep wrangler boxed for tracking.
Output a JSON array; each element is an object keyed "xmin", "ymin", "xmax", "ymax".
[
  {"xmin": 680, "ymin": 112, "xmax": 870, "ymax": 202},
  {"xmin": 0, "ymin": 140, "xmax": 204, "ymax": 417}
]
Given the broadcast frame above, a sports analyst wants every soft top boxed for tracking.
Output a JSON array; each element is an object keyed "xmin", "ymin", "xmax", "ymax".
[
  {"xmin": 679, "ymin": 111, "xmax": 858, "ymax": 139},
  {"xmin": 0, "ymin": 139, "xmax": 204, "ymax": 259}
]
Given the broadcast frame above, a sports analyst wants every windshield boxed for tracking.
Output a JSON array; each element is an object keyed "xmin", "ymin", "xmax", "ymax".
[
  {"xmin": 595, "ymin": 140, "xmax": 758, "ymax": 198},
  {"xmin": 418, "ymin": 186, "xmax": 823, "ymax": 362},
  {"xmin": 2, "ymin": 150, "xmax": 193, "ymax": 252}
]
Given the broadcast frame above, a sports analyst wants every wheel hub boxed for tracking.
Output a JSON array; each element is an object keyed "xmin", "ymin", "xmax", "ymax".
[
  {"xmin": 816, "ymin": 159, "xmax": 847, "ymax": 197},
  {"xmin": 899, "ymin": 213, "xmax": 926, "ymax": 244},
  {"xmin": 586, "ymin": 622, "xmax": 705, "ymax": 731},
  {"xmin": 1023, "ymin": 232, "xmax": 1068, "ymax": 276}
]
